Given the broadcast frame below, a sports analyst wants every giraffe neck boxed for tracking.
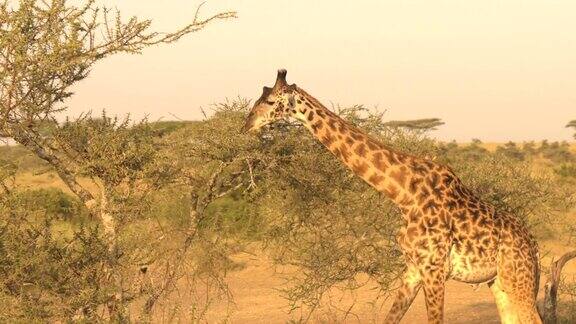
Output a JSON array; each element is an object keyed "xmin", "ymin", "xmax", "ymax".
[{"xmin": 293, "ymin": 87, "xmax": 423, "ymax": 207}]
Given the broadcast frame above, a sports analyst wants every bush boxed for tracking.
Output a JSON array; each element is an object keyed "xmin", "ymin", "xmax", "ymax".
[
  {"xmin": 555, "ymin": 163, "xmax": 576, "ymax": 179},
  {"xmin": 11, "ymin": 188, "xmax": 89, "ymax": 223},
  {"xmin": 495, "ymin": 141, "xmax": 526, "ymax": 161},
  {"xmin": 539, "ymin": 141, "xmax": 575, "ymax": 164},
  {"xmin": 0, "ymin": 204, "xmax": 109, "ymax": 321},
  {"xmin": 204, "ymin": 194, "xmax": 262, "ymax": 240}
]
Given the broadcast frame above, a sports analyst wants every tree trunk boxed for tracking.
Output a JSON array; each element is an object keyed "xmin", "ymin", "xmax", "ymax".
[
  {"xmin": 542, "ymin": 250, "xmax": 576, "ymax": 324},
  {"xmin": 11, "ymin": 132, "xmax": 97, "ymax": 207},
  {"xmin": 10, "ymin": 131, "xmax": 125, "ymax": 319},
  {"xmin": 100, "ymin": 186, "xmax": 125, "ymax": 321}
]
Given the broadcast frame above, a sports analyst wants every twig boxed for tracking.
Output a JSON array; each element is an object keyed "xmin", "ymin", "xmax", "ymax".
[
  {"xmin": 245, "ymin": 158, "xmax": 257, "ymax": 190},
  {"xmin": 168, "ymin": 112, "xmax": 184, "ymax": 121}
]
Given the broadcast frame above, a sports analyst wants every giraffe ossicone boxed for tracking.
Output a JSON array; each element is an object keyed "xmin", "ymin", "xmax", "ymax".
[{"xmin": 243, "ymin": 69, "xmax": 542, "ymax": 324}]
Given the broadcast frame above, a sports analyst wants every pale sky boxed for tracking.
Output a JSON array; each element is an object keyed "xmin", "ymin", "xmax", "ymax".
[{"xmin": 66, "ymin": 0, "xmax": 576, "ymax": 142}]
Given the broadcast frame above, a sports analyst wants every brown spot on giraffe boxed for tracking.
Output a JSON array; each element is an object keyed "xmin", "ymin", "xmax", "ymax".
[
  {"xmin": 321, "ymin": 133, "xmax": 336, "ymax": 147},
  {"xmin": 366, "ymin": 138, "xmax": 380, "ymax": 150},
  {"xmin": 327, "ymin": 118, "xmax": 338, "ymax": 131},
  {"xmin": 372, "ymin": 151, "xmax": 387, "ymax": 171},
  {"xmin": 406, "ymin": 226, "xmax": 419, "ymax": 242},
  {"xmin": 385, "ymin": 184, "xmax": 399, "ymax": 200},
  {"xmin": 352, "ymin": 161, "xmax": 369, "ymax": 176},
  {"xmin": 339, "ymin": 144, "xmax": 351, "ymax": 162},
  {"xmin": 307, "ymin": 110, "xmax": 315, "ymax": 121},
  {"xmin": 350, "ymin": 131, "xmax": 364, "ymax": 141},
  {"xmin": 409, "ymin": 177, "xmax": 423, "ymax": 193},
  {"xmin": 354, "ymin": 143, "xmax": 366, "ymax": 157},
  {"xmin": 311, "ymin": 121, "xmax": 323, "ymax": 133},
  {"xmin": 390, "ymin": 167, "xmax": 408, "ymax": 186},
  {"xmin": 368, "ymin": 173, "xmax": 384, "ymax": 186},
  {"xmin": 345, "ymin": 136, "xmax": 354, "ymax": 146}
]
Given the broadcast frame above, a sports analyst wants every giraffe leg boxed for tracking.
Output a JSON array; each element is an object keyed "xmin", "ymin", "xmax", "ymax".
[
  {"xmin": 384, "ymin": 265, "xmax": 422, "ymax": 324},
  {"xmin": 420, "ymin": 267, "xmax": 446, "ymax": 324},
  {"xmin": 490, "ymin": 276, "xmax": 542, "ymax": 324},
  {"xmin": 494, "ymin": 238, "xmax": 542, "ymax": 324},
  {"xmin": 514, "ymin": 300, "xmax": 542, "ymax": 324},
  {"xmin": 489, "ymin": 278, "xmax": 519, "ymax": 324}
]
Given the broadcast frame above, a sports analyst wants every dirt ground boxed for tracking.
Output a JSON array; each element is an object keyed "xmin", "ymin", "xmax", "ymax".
[{"xmin": 201, "ymin": 240, "xmax": 576, "ymax": 324}]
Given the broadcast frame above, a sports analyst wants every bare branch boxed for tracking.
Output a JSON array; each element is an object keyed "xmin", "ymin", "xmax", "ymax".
[{"xmin": 542, "ymin": 250, "xmax": 576, "ymax": 324}]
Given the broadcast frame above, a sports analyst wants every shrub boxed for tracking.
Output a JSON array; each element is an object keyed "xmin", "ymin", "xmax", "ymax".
[
  {"xmin": 495, "ymin": 141, "xmax": 526, "ymax": 161},
  {"xmin": 12, "ymin": 188, "xmax": 89, "ymax": 222},
  {"xmin": 0, "ymin": 203, "xmax": 109, "ymax": 321},
  {"xmin": 555, "ymin": 163, "xmax": 576, "ymax": 179},
  {"xmin": 539, "ymin": 141, "xmax": 575, "ymax": 164}
]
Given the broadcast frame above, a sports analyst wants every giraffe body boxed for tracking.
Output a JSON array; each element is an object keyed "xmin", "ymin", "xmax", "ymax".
[{"xmin": 243, "ymin": 70, "xmax": 542, "ymax": 324}]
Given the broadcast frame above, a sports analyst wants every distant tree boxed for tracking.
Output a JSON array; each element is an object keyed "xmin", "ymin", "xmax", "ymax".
[
  {"xmin": 383, "ymin": 118, "xmax": 445, "ymax": 132},
  {"xmin": 540, "ymin": 140, "xmax": 551, "ymax": 152},
  {"xmin": 523, "ymin": 141, "xmax": 537, "ymax": 157},
  {"xmin": 437, "ymin": 140, "xmax": 459, "ymax": 157},
  {"xmin": 496, "ymin": 141, "xmax": 526, "ymax": 161},
  {"xmin": 449, "ymin": 138, "xmax": 491, "ymax": 161},
  {"xmin": 567, "ymin": 120, "xmax": 576, "ymax": 139},
  {"xmin": 539, "ymin": 141, "xmax": 575, "ymax": 164}
]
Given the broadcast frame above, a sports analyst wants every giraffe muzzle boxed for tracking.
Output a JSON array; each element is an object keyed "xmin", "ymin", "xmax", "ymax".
[{"xmin": 241, "ymin": 117, "xmax": 256, "ymax": 133}]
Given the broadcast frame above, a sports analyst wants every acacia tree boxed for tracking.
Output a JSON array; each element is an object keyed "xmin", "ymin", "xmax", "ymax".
[
  {"xmin": 0, "ymin": 0, "xmax": 235, "ymax": 204},
  {"xmin": 52, "ymin": 113, "xmax": 179, "ymax": 319},
  {"xmin": 567, "ymin": 120, "xmax": 576, "ymax": 139},
  {"xmin": 0, "ymin": 0, "xmax": 235, "ymax": 320},
  {"xmin": 382, "ymin": 118, "xmax": 445, "ymax": 132},
  {"xmin": 137, "ymin": 100, "xmax": 263, "ymax": 321}
]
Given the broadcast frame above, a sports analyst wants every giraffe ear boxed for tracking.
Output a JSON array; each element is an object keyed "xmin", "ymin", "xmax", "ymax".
[
  {"xmin": 287, "ymin": 83, "xmax": 297, "ymax": 91},
  {"xmin": 262, "ymin": 86, "xmax": 272, "ymax": 96}
]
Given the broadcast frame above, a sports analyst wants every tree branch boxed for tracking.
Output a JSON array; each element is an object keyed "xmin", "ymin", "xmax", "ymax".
[{"xmin": 542, "ymin": 250, "xmax": 576, "ymax": 324}]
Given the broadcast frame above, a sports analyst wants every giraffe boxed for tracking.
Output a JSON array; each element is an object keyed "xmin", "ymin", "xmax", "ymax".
[{"xmin": 242, "ymin": 70, "xmax": 542, "ymax": 324}]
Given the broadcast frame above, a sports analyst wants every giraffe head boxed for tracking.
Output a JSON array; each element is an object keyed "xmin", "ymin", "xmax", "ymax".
[{"xmin": 242, "ymin": 69, "xmax": 300, "ymax": 133}]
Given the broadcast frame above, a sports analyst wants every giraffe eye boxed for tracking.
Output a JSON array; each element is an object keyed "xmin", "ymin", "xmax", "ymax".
[{"xmin": 265, "ymin": 100, "xmax": 275, "ymax": 105}]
